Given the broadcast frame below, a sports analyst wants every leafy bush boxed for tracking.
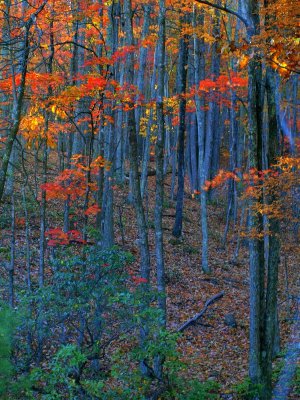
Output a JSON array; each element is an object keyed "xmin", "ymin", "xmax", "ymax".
[
  {"xmin": 31, "ymin": 344, "xmax": 93, "ymax": 399},
  {"xmin": 0, "ymin": 303, "xmax": 31, "ymax": 399},
  {"xmin": 292, "ymin": 365, "xmax": 300, "ymax": 396},
  {"xmin": 232, "ymin": 377, "xmax": 262, "ymax": 399},
  {"xmin": 176, "ymin": 380, "xmax": 220, "ymax": 400},
  {"xmin": 19, "ymin": 246, "xmax": 136, "ymax": 398},
  {"xmin": 3, "ymin": 246, "xmax": 222, "ymax": 399}
]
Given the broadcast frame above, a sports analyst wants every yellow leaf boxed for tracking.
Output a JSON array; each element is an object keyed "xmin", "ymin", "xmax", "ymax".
[{"xmin": 238, "ymin": 55, "xmax": 249, "ymax": 69}]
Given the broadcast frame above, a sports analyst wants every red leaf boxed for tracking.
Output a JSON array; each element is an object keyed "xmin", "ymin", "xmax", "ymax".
[
  {"xmin": 132, "ymin": 276, "xmax": 148, "ymax": 284},
  {"xmin": 84, "ymin": 204, "xmax": 101, "ymax": 216}
]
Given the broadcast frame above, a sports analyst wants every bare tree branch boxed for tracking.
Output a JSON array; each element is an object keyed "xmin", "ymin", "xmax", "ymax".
[
  {"xmin": 194, "ymin": 0, "xmax": 248, "ymax": 28},
  {"xmin": 177, "ymin": 291, "xmax": 224, "ymax": 332}
]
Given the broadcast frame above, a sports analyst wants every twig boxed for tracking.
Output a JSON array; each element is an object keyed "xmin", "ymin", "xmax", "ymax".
[
  {"xmin": 194, "ymin": 0, "xmax": 248, "ymax": 28},
  {"xmin": 177, "ymin": 291, "xmax": 224, "ymax": 332}
]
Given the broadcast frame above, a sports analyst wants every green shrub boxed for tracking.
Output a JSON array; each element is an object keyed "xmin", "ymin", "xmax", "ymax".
[
  {"xmin": 292, "ymin": 365, "xmax": 300, "ymax": 396},
  {"xmin": 176, "ymin": 380, "xmax": 220, "ymax": 400},
  {"xmin": 0, "ymin": 303, "xmax": 32, "ymax": 399},
  {"xmin": 5, "ymin": 246, "xmax": 221, "ymax": 400},
  {"xmin": 31, "ymin": 344, "xmax": 92, "ymax": 399},
  {"xmin": 232, "ymin": 377, "xmax": 262, "ymax": 399}
]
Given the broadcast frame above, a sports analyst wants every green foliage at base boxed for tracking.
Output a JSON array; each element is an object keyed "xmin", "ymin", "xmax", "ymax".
[
  {"xmin": 176, "ymin": 380, "xmax": 220, "ymax": 400},
  {"xmin": 232, "ymin": 377, "xmax": 262, "ymax": 399},
  {"xmin": 292, "ymin": 365, "xmax": 300, "ymax": 396},
  {"xmin": 31, "ymin": 345, "xmax": 92, "ymax": 399},
  {"xmin": 0, "ymin": 303, "xmax": 31, "ymax": 399},
  {"xmin": 31, "ymin": 338, "xmax": 220, "ymax": 400},
  {"xmin": 0, "ymin": 303, "xmax": 14, "ymax": 396},
  {"xmin": 1, "ymin": 247, "xmax": 222, "ymax": 399}
]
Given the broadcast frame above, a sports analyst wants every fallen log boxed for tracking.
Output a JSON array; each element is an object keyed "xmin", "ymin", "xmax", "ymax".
[{"xmin": 177, "ymin": 291, "xmax": 224, "ymax": 332}]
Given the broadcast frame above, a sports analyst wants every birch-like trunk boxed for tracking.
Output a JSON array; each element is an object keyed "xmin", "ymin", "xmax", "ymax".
[
  {"xmin": 154, "ymin": 0, "xmax": 166, "ymax": 381},
  {"xmin": 123, "ymin": 0, "xmax": 151, "ymax": 377},
  {"xmin": 193, "ymin": 7, "xmax": 210, "ymax": 273},
  {"xmin": 172, "ymin": 16, "xmax": 189, "ymax": 238}
]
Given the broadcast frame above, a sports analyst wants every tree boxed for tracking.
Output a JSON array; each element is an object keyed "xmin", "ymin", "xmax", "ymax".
[
  {"xmin": 172, "ymin": 14, "xmax": 189, "ymax": 238},
  {"xmin": 0, "ymin": 1, "xmax": 48, "ymax": 203},
  {"xmin": 154, "ymin": 0, "xmax": 166, "ymax": 381}
]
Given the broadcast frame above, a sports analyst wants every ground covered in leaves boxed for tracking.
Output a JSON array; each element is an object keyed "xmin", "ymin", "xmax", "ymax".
[
  {"xmin": 112, "ymin": 173, "xmax": 300, "ymax": 396},
  {"xmin": 0, "ymin": 167, "xmax": 299, "ymax": 398}
]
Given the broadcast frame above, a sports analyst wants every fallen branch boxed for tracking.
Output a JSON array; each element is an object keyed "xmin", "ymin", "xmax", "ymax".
[
  {"xmin": 194, "ymin": 1, "xmax": 248, "ymax": 28},
  {"xmin": 177, "ymin": 291, "xmax": 224, "ymax": 332}
]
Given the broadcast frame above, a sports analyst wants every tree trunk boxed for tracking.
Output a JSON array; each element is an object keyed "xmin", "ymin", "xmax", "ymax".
[
  {"xmin": 260, "ymin": 64, "xmax": 281, "ymax": 400},
  {"xmin": 154, "ymin": 0, "xmax": 166, "ymax": 380},
  {"xmin": 172, "ymin": 16, "xmax": 189, "ymax": 238},
  {"xmin": 193, "ymin": 7, "xmax": 210, "ymax": 273},
  {"xmin": 123, "ymin": 0, "xmax": 151, "ymax": 377},
  {"xmin": 240, "ymin": 0, "xmax": 266, "ymax": 389}
]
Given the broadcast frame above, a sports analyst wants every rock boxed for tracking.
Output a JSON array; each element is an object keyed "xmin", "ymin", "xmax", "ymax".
[
  {"xmin": 224, "ymin": 313, "xmax": 237, "ymax": 328},
  {"xmin": 208, "ymin": 370, "xmax": 220, "ymax": 381}
]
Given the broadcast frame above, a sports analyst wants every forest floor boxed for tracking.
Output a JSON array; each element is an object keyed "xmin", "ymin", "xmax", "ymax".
[
  {"xmin": 112, "ymin": 171, "xmax": 300, "ymax": 397},
  {"xmin": 0, "ymin": 166, "xmax": 299, "ymax": 398}
]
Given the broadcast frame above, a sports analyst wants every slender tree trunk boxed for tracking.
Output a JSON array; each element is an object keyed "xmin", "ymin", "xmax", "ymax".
[
  {"xmin": 37, "ymin": 15, "xmax": 54, "ymax": 363},
  {"xmin": 141, "ymin": 48, "xmax": 158, "ymax": 198},
  {"xmin": 135, "ymin": 4, "xmax": 151, "ymax": 134},
  {"xmin": 39, "ymin": 141, "xmax": 47, "ymax": 288},
  {"xmin": 291, "ymin": 75, "xmax": 299, "ymax": 240},
  {"xmin": 207, "ymin": 2, "xmax": 221, "ymax": 189},
  {"xmin": 154, "ymin": 0, "xmax": 166, "ymax": 380},
  {"xmin": 124, "ymin": 0, "xmax": 151, "ymax": 377},
  {"xmin": 223, "ymin": 11, "xmax": 241, "ymax": 245},
  {"xmin": 8, "ymin": 188, "xmax": 15, "ymax": 307},
  {"xmin": 248, "ymin": 65, "xmax": 265, "ymax": 391},
  {"xmin": 102, "ymin": 123, "xmax": 114, "ymax": 248},
  {"xmin": 260, "ymin": 64, "xmax": 281, "ymax": 399},
  {"xmin": 240, "ymin": 0, "xmax": 265, "ymax": 389},
  {"xmin": 100, "ymin": 3, "xmax": 119, "ymax": 248},
  {"xmin": 193, "ymin": 7, "xmax": 210, "ymax": 273},
  {"xmin": 172, "ymin": 17, "xmax": 189, "ymax": 238}
]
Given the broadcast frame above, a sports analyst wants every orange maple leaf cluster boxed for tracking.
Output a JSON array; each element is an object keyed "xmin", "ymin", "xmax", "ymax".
[{"xmin": 45, "ymin": 228, "xmax": 85, "ymax": 247}]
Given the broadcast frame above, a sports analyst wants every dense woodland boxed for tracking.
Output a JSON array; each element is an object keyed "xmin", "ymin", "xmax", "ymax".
[{"xmin": 0, "ymin": 0, "xmax": 299, "ymax": 399}]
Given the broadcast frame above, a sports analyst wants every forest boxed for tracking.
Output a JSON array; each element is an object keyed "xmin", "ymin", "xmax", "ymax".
[{"xmin": 0, "ymin": 0, "xmax": 299, "ymax": 399}]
